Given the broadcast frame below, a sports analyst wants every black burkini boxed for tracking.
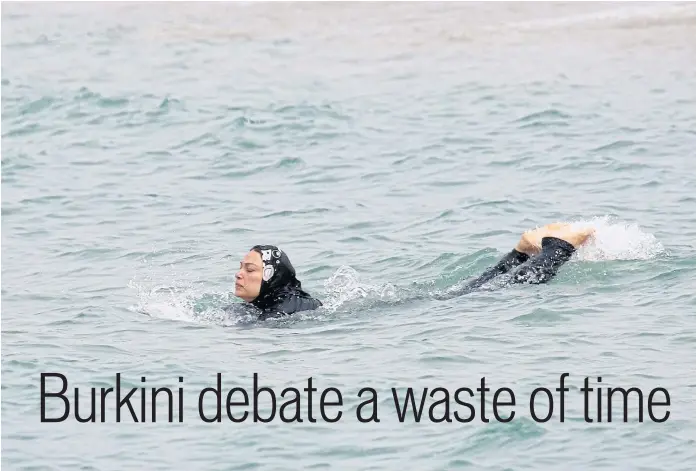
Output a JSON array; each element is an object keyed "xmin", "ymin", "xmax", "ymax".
[{"xmin": 232, "ymin": 237, "xmax": 576, "ymax": 320}]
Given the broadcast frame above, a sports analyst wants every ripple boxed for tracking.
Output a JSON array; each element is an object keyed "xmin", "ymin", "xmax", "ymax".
[
  {"xmin": 591, "ymin": 140, "xmax": 638, "ymax": 152},
  {"xmin": 509, "ymin": 308, "xmax": 569, "ymax": 325},
  {"xmin": 514, "ymin": 108, "xmax": 572, "ymax": 123}
]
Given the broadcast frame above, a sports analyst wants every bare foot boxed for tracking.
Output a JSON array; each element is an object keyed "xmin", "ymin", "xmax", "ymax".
[
  {"xmin": 515, "ymin": 222, "xmax": 572, "ymax": 255},
  {"xmin": 546, "ymin": 226, "xmax": 595, "ymax": 248}
]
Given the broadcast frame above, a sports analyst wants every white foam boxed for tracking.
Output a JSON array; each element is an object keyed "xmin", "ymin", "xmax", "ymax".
[
  {"xmin": 565, "ymin": 216, "xmax": 665, "ymax": 261},
  {"xmin": 321, "ymin": 265, "xmax": 400, "ymax": 312},
  {"xmin": 128, "ymin": 280, "xmax": 197, "ymax": 322}
]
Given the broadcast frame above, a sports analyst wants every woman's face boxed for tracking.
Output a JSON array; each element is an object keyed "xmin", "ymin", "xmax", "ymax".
[{"xmin": 235, "ymin": 250, "xmax": 263, "ymax": 302}]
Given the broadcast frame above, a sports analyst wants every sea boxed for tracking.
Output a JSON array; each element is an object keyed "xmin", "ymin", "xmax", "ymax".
[{"xmin": 2, "ymin": 2, "xmax": 695, "ymax": 470}]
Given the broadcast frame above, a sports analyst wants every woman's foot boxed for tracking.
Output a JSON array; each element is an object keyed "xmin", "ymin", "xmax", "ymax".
[
  {"xmin": 546, "ymin": 226, "xmax": 595, "ymax": 248},
  {"xmin": 516, "ymin": 223, "xmax": 594, "ymax": 255}
]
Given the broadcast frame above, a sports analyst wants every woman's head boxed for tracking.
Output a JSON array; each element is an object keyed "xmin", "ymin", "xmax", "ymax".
[{"xmin": 234, "ymin": 245, "xmax": 301, "ymax": 307}]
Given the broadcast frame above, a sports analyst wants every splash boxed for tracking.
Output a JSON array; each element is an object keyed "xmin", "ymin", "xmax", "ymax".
[
  {"xmin": 321, "ymin": 265, "xmax": 404, "ymax": 313},
  {"xmin": 564, "ymin": 216, "xmax": 665, "ymax": 261},
  {"xmin": 129, "ymin": 283, "xmax": 197, "ymax": 323},
  {"xmin": 127, "ymin": 272, "xmax": 236, "ymax": 325}
]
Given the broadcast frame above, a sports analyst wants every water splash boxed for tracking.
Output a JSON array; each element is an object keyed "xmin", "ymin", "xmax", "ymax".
[
  {"xmin": 565, "ymin": 216, "xmax": 665, "ymax": 261},
  {"xmin": 127, "ymin": 268, "xmax": 235, "ymax": 325},
  {"xmin": 129, "ymin": 283, "xmax": 197, "ymax": 323},
  {"xmin": 321, "ymin": 265, "xmax": 404, "ymax": 313}
]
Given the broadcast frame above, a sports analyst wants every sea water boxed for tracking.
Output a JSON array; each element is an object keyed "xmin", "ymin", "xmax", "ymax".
[{"xmin": 2, "ymin": 2, "xmax": 695, "ymax": 470}]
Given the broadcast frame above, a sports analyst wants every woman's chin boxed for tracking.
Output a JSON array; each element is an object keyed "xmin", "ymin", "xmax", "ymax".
[{"xmin": 235, "ymin": 290, "xmax": 254, "ymax": 303}]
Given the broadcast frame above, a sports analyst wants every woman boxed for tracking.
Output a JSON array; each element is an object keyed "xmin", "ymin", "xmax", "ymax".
[{"xmin": 231, "ymin": 223, "xmax": 594, "ymax": 319}]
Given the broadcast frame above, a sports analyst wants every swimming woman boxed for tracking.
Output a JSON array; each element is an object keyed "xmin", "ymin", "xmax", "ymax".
[
  {"xmin": 229, "ymin": 223, "xmax": 594, "ymax": 320},
  {"xmin": 232, "ymin": 244, "xmax": 323, "ymax": 320}
]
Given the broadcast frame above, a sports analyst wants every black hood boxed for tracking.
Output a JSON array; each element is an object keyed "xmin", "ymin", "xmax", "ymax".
[{"xmin": 249, "ymin": 245, "xmax": 302, "ymax": 309}]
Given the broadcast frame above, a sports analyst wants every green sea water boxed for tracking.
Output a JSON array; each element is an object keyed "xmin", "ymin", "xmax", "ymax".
[{"xmin": 2, "ymin": 2, "xmax": 696, "ymax": 470}]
